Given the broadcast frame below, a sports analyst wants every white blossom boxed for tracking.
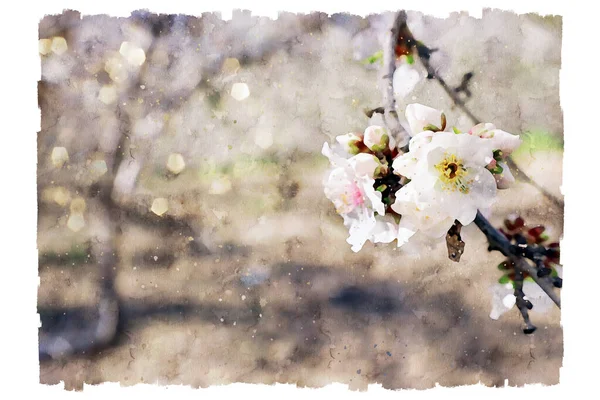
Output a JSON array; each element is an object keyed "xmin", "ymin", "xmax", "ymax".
[
  {"xmin": 322, "ymin": 143, "xmax": 386, "ymax": 252},
  {"xmin": 468, "ymin": 123, "xmax": 521, "ymax": 155},
  {"xmin": 394, "ymin": 131, "xmax": 497, "ymax": 226},
  {"xmin": 391, "ymin": 184, "xmax": 456, "ymax": 244},
  {"xmin": 393, "ymin": 63, "xmax": 422, "ymax": 99},
  {"xmin": 468, "ymin": 122, "xmax": 521, "ymax": 189}
]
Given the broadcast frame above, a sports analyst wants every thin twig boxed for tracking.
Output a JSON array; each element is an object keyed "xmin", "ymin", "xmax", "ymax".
[
  {"xmin": 382, "ymin": 11, "xmax": 410, "ymax": 146},
  {"xmin": 513, "ymin": 269, "xmax": 537, "ymax": 334},
  {"xmin": 406, "ymin": 21, "xmax": 564, "ymax": 209}
]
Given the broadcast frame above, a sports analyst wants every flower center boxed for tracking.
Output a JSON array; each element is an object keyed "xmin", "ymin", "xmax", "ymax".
[
  {"xmin": 336, "ymin": 181, "xmax": 364, "ymax": 214},
  {"xmin": 435, "ymin": 153, "xmax": 472, "ymax": 194},
  {"xmin": 446, "ymin": 162, "xmax": 459, "ymax": 179}
]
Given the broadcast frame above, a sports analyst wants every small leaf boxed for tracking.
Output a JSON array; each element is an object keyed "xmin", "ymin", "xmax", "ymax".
[
  {"xmin": 497, "ymin": 261, "xmax": 510, "ymax": 270},
  {"xmin": 498, "ymin": 275, "xmax": 510, "ymax": 284},
  {"xmin": 453, "ymin": 126, "xmax": 461, "ymax": 134},
  {"xmin": 440, "ymin": 113, "xmax": 447, "ymax": 131},
  {"xmin": 376, "ymin": 184, "xmax": 387, "ymax": 192},
  {"xmin": 406, "ymin": 54, "xmax": 415, "ymax": 64}
]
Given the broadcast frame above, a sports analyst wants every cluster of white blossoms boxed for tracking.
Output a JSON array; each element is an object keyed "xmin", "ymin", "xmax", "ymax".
[{"xmin": 322, "ymin": 103, "xmax": 522, "ymax": 252}]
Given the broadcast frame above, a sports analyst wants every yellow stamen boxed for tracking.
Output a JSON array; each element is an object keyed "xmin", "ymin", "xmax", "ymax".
[{"xmin": 434, "ymin": 153, "xmax": 473, "ymax": 194}]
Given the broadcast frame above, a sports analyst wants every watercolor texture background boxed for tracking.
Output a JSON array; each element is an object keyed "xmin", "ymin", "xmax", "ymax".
[{"xmin": 37, "ymin": 9, "xmax": 563, "ymax": 390}]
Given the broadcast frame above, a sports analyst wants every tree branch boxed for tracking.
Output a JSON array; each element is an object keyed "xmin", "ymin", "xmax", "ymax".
[
  {"xmin": 382, "ymin": 11, "xmax": 410, "ymax": 147},
  {"xmin": 513, "ymin": 269, "xmax": 537, "ymax": 334},
  {"xmin": 406, "ymin": 20, "xmax": 564, "ymax": 210},
  {"xmin": 473, "ymin": 211, "xmax": 561, "ymax": 308}
]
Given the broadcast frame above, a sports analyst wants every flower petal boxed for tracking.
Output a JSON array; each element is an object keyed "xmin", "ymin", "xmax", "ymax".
[
  {"xmin": 405, "ymin": 103, "xmax": 444, "ymax": 136},
  {"xmin": 393, "ymin": 64, "xmax": 422, "ymax": 99},
  {"xmin": 494, "ymin": 161, "xmax": 515, "ymax": 189}
]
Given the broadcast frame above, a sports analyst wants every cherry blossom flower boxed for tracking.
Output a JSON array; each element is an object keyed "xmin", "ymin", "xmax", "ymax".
[
  {"xmin": 322, "ymin": 142, "xmax": 387, "ymax": 252},
  {"xmin": 394, "ymin": 131, "xmax": 497, "ymax": 226}
]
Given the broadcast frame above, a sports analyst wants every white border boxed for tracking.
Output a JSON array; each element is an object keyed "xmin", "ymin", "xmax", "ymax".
[{"xmin": 1, "ymin": 0, "xmax": 598, "ymax": 398}]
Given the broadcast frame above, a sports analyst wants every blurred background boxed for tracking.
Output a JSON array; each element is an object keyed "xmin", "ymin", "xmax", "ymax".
[{"xmin": 37, "ymin": 9, "xmax": 563, "ymax": 390}]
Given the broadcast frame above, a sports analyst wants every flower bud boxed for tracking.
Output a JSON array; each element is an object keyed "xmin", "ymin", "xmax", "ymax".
[
  {"xmin": 363, "ymin": 126, "xmax": 389, "ymax": 152},
  {"xmin": 336, "ymin": 133, "xmax": 363, "ymax": 155},
  {"xmin": 348, "ymin": 153, "xmax": 383, "ymax": 178},
  {"xmin": 504, "ymin": 214, "xmax": 525, "ymax": 231}
]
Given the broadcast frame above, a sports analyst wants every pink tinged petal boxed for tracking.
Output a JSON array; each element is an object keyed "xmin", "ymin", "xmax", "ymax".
[
  {"xmin": 405, "ymin": 103, "xmax": 444, "ymax": 136},
  {"xmin": 468, "ymin": 122, "xmax": 496, "ymax": 137}
]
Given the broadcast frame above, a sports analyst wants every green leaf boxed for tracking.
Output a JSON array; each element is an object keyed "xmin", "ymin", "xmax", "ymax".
[
  {"xmin": 497, "ymin": 261, "xmax": 510, "ymax": 270},
  {"xmin": 453, "ymin": 126, "xmax": 461, "ymax": 134},
  {"xmin": 376, "ymin": 184, "xmax": 387, "ymax": 192},
  {"xmin": 406, "ymin": 54, "xmax": 415, "ymax": 64},
  {"xmin": 498, "ymin": 275, "xmax": 511, "ymax": 284}
]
